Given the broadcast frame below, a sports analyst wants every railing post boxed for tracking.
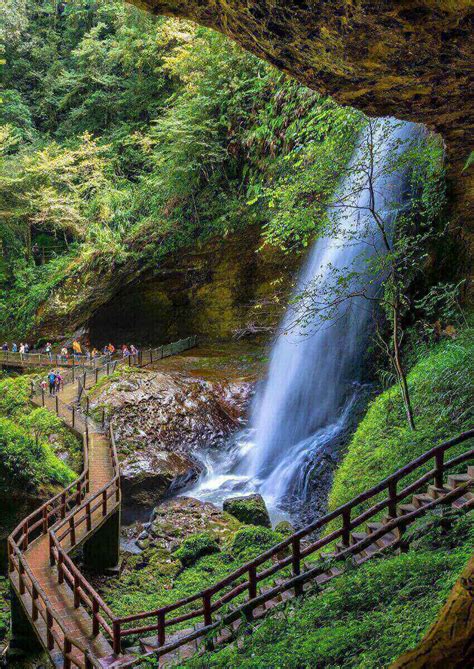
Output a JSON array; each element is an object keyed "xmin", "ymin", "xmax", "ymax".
[
  {"xmin": 64, "ymin": 639, "xmax": 72, "ymax": 669},
  {"xmin": 55, "ymin": 395, "xmax": 59, "ymax": 415},
  {"xmin": 46, "ymin": 610, "xmax": 54, "ymax": 650},
  {"xmin": 248, "ymin": 564, "xmax": 257, "ymax": 600},
  {"xmin": 388, "ymin": 479, "xmax": 398, "ymax": 518},
  {"xmin": 203, "ymin": 590, "xmax": 212, "ymax": 627},
  {"xmin": 102, "ymin": 489, "xmax": 107, "ymax": 516},
  {"xmin": 32, "ymin": 584, "xmax": 39, "ymax": 621},
  {"xmin": 95, "ymin": 368, "xmax": 99, "ymax": 384},
  {"xmin": 74, "ymin": 574, "xmax": 81, "ymax": 608},
  {"xmin": 50, "ymin": 534, "xmax": 55, "ymax": 566},
  {"xmin": 342, "ymin": 508, "xmax": 351, "ymax": 547},
  {"xmin": 292, "ymin": 536, "xmax": 303, "ymax": 596},
  {"xmin": 61, "ymin": 492, "xmax": 66, "ymax": 519},
  {"xmin": 72, "ymin": 406, "xmax": 75, "ymax": 428},
  {"xmin": 113, "ymin": 620, "xmax": 121, "ymax": 655},
  {"xmin": 102, "ymin": 407, "xmax": 105, "ymax": 427},
  {"xmin": 42, "ymin": 388, "xmax": 45, "ymax": 406},
  {"xmin": 92, "ymin": 599, "xmax": 99, "ymax": 636},
  {"xmin": 58, "ymin": 551, "xmax": 64, "ymax": 584},
  {"xmin": 86, "ymin": 396, "xmax": 90, "ymax": 414},
  {"xmin": 42, "ymin": 506, "xmax": 48, "ymax": 533},
  {"xmin": 69, "ymin": 516, "xmax": 76, "ymax": 546},
  {"xmin": 158, "ymin": 610, "xmax": 166, "ymax": 647},
  {"xmin": 86, "ymin": 502, "xmax": 92, "ymax": 531},
  {"xmin": 435, "ymin": 449, "xmax": 444, "ymax": 489},
  {"xmin": 72, "ymin": 357, "xmax": 75, "ymax": 381}
]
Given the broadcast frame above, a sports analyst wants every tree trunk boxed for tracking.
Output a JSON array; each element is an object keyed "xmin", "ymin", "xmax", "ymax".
[{"xmin": 392, "ymin": 302, "xmax": 416, "ymax": 430}]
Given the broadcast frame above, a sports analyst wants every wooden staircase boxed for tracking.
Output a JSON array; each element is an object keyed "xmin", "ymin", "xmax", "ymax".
[{"xmin": 6, "ymin": 341, "xmax": 474, "ymax": 668}]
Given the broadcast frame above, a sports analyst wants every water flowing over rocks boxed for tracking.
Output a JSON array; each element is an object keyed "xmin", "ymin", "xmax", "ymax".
[{"xmin": 88, "ymin": 368, "xmax": 253, "ymax": 507}]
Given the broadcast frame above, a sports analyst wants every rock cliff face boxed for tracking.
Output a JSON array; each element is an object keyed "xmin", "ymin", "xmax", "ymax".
[
  {"xmin": 129, "ymin": 0, "xmax": 473, "ymax": 264},
  {"xmin": 86, "ymin": 224, "xmax": 299, "ymax": 345},
  {"xmin": 88, "ymin": 366, "xmax": 253, "ymax": 507}
]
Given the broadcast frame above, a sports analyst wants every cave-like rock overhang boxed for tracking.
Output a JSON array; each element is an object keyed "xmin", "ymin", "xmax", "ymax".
[{"xmin": 128, "ymin": 0, "xmax": 473, "ymax": 263}]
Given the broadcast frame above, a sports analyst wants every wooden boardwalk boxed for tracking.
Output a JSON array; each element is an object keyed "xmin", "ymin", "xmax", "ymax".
[{"xmin": 6, "ymin": 336, "xmax": 474, "ymax": 668}]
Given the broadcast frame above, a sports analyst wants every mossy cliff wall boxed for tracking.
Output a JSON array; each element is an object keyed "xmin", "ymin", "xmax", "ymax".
[
  {"xmin": 87, "ymin": 224, "xmax": 299, "ymax": 344},
  {"xmin": 129, "ymin": 0, "xmax": 474, "ymax": 267}
]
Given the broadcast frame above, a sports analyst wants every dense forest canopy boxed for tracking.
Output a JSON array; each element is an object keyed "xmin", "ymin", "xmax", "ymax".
[{"xmin": 0, "ymin": 0, "xmax": 365, "ymax": 338}]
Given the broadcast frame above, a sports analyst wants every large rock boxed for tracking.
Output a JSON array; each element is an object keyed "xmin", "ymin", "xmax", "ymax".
[
  {"xmin": 125, "ymin": 496, "xmax": 242, "ymax": 553},
  {"xmin": 89, "ymin": 368, "xmax": 252, "ymax": 507},
  {"xmin": 223, "ymin": 493, "xmax": 271, "ymax": 528}
]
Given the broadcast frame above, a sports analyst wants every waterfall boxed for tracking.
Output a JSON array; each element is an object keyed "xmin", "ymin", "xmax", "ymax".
[{"xmin": 188, "ymin": 118, "xmax": 422, "ymax": 522}]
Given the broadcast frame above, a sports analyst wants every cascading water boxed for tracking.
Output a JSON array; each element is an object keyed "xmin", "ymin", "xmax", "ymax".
[{"xmin": 188, "ymin": 118, "xmax": 423, "ymax": 523}]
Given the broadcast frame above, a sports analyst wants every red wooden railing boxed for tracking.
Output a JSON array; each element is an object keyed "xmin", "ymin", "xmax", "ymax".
[{"xmin": 110, "ymin": 429, "xmax": 474, "ymax": 664}]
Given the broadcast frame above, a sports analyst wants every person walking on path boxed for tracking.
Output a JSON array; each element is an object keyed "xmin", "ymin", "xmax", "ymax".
[
  {"xmin": 55, "ymin": 371, "xmax": 63, "ymax": 393},
  {"xmin": 61, "ymin": 346, "xmax": 68, "ymax": 363},
  {"xmin": 72, "ymin": 339, "xmax": 82, "ymax": 361},
  {"xmin": 19, "ymin": 343, "xmax": 25, "ymax": 361},
  {"xmin": 48, "ymin": 370, "xmax": 56, "ymax": 395},
  {"xmin": 12, "ymin": 343, "xmax": 17, "ymax": 353},
  {"xmin": 45, "ymin": 342, "xmax": 53, "ymax": 362},
  {"xmin": 2, "ymin": 343, "xmax": 8, "ymax": 352}
]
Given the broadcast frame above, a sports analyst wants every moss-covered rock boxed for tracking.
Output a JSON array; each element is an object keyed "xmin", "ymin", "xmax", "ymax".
[
  {"xmin": 174, "ymin": 531, "xmax": 220, "ymax": 567},
  {"xmin": 223, "ymin": 493, "xmax": 271, "ymax": 528},
  {"xmin": 274, "ymin": 520, "xmax": 295, "ymax": 537},
  {"xmin": 229, "ymin": 525, "xmax": 284, "ymax": 561}
]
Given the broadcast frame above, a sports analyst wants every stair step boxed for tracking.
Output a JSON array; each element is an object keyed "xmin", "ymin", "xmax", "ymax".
[
  {"xmin": 140, "ymin": 627, "xmax": 194, "ymax": 651},
  {"xmin": 350, "ymin": 531, "xmax": 368, "ymax": 545},
  {"xmin": 374, "ymin": 532, "xmax": 397, "ymax": 549},
  {"xmin": 467, "ymin": 466, "xmax": 474, "ymax": 478},
  {"xmin": 427, "ymin": 484, "xmax": 450, "ymax": 500},
  {"xmin": 397, "ymin": 503, "xmax": 417, "ymax": 516},
  {"xmin": 366, "ymin": 522, "xmax": 384, "ymax": 534},
  {"xmin": 360, "ymin": 542, "xmax": 380, "ymax": 558},
  {"xmin": 412, "ymin": 493, "xmax": 433, "ymax": 508},
  {"xmin": 452, "ymin": 493, "xmax": 474, "ymax": 509},
  {"xmin": 447, "ymin": 473, "xmax": 472, "ymax": 489}
]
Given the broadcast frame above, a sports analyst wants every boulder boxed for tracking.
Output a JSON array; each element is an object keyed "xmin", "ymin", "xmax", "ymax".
[
  {"xmin": 123, "ymin": 496, "xmax": 241, "ymax": 555},
  {"xmin": 223, "ymin": 493, "xmax": 271, "ymax": 528},
  {"xmin": 89, "ymin": 368, "xmax": 253, "ymax": 507}
]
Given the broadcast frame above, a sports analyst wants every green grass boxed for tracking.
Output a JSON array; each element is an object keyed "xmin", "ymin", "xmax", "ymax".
[
  {"xmin": 102, "ymin": 526, "xmax": 285, "ymax": 624},
  {"xmin": 329, "ymin": 330, "xmax": 473, "ymax": 514},
  {"xmin": 183, "ymin": 510, "xmax": 473, "ymax": 669}
]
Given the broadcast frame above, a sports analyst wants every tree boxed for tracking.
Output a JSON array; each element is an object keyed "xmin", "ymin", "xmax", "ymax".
[{"xmin": 266, "ymin": 118, "xmax": 446, "ymax": 430}]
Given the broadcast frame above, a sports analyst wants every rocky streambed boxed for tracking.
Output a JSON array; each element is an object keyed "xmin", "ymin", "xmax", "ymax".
[{"xmin": 87, "ymin": 347, "xmax": 261, "ymax": 513}]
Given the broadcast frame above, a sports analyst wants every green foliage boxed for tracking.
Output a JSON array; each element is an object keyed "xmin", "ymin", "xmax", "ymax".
[
  {"xmin": 230, "ymin": 526, "xmax": 284, "ymax": 560},
  {"xmin": 329, "ymin": 328, "xmax": 473, "ymax": 515},
  {"xmin": 0, "ymin": 0, "xmax": 359, "ymax": 338},
  {"xmin": 0, "ymin": 375, "xmax": 77, "ymax": 495},
  {"xmin": 174, "ymin": 532, "xmax": 220, "ymax": 567},
  {"xmin": 0, "ymin": 416, "xmax": 74, "ymax": 495},
  {"xmin": 185, "ymin": 512, "xmax": 474, "ymax": 668}
]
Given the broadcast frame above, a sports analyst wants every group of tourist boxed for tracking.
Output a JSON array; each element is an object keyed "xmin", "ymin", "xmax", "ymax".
[
  {"xmin": 40, "ymin": 369, "xmax": 64, "ymax": 396},
  {"xmin": 2, "ymin": 342, "xmax": 31, "ymax": 359},
  {"xmin": 1, "ymin": 340, "xmax": 140, "ymax": 362}
]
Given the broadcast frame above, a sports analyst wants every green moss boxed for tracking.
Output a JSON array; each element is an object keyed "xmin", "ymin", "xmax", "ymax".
[
  {"xmin": 329, "ymin": 330, "xmax": 473, "ymax": 516},
  {"xmin": 223, "ymin": 494, "xmax": 271, "ymax": 528},
  {"xmin": 0, "ymin": 575, "xmax": 9, "ymax": 648},
  {"xmin": 184, "ymin": 512, "xmax": 474, "ymax": 669},
  {"xmin": 174, "ymin": 532, "xmax": 220, "ymax": 567},
  {"xmin": 229, "ymin": 526, "xmax": 284, "ymax": 560}
]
